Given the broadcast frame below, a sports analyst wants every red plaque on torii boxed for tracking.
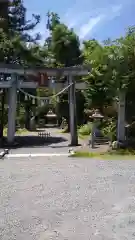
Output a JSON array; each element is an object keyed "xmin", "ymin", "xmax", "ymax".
[
  {"xmin": 21, "ymin": 72, "xmax": 49, "ymax": 88},
  {"xmin": 37, "ymin": 72, "xmax": 48, "ymax": 87}
]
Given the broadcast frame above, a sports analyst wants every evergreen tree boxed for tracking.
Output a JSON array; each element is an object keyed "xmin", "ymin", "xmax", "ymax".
[
  {"xmin": 46, "ymin": 12, "xmax": 82, "ymax": 67},
  {"xmin": 8, "ymin": 0, "xmax": 41, "ymax": 42}
]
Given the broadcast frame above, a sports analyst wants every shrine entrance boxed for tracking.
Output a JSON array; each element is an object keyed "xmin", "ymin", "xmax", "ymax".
[{"xmin": 0, "ymin": 64, "xmax": 89, "ymax": 147}]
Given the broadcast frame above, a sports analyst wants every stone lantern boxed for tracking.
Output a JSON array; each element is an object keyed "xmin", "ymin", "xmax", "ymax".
[{"xmin": 46, "ymin": 109, "xmax": 58, "ymax": 126}]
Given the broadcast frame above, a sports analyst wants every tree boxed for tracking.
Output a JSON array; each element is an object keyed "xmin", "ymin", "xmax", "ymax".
[
  {"xmin": 0, "ymin": 0, "xmax": 43, "ymax": 136},
  {"xmin": 45, "ymin": 12, "xmax": 84, "ymax": 129},
  {"xmin": 46, "ymin": 12, "xmax": 82, "ymax": 67},
  {"xmin": 82, "ymin": 27, "xmax": 135, "ymax": 141},
  {"xmin": 3, "ymin": 0, "xmax": 42, "ymax": 65},
  {"xmin": 82, "ymin": 39, "xmax": 115, "ymax": 110},
  {"xmin": 51, "ymin": 24, "xmax": 82, "ymax": 66},
  {"xmin": 8, "ymin": 0, "xmax": 40, "ymax": 42}
]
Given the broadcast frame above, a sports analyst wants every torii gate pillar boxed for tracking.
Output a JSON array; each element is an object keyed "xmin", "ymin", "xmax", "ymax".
[
  {"xmin": 7, "ymin": 74, "xmax": 17, "ymax": 144},
  {"xmin": 68, "ymin": 75, "xmax": 78, "ymax": 146}
]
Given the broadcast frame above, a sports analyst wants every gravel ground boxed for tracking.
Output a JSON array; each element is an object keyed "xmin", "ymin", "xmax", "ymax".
[{"xmin": 0, "ymin": 156, "xmax": 135, "ymax": 239}]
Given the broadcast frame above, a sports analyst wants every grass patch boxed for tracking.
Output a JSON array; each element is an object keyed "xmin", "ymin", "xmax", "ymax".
[
  {"xmin": 59, "ymin": 123, "xmax": 91, "ymax": 138},
  {"xmin": 3, "ymin": 128, "xmax": 30, "ymax": 136},
  {"xmin": 72, "ymin": 151, "xmax": 103, "ymax": 158},
  {"xmin": 16, "ymin": 128, "xmax": 30, "ymax": 135},
  {"xmin": 3, "ymin": 128, "xmax": 8, "ymax": 136},
  {"xmin": 107, "ymin": 148, "xmax": 135, "ymax": 156},
  {"xmin": 71, "ymin": 149, "xmax": 135, "ymax": 159}
]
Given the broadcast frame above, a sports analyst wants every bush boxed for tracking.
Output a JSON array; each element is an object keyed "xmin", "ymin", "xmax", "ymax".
[
  {"xmin": 17, "ymin": 114, "xmax": 25, "ymax": 128},
  {"xmin": 127, "ymin": 121, "xmax": 135, "ymax": 138},
  {"xmin": 78, "ymin": 122, "xmax": 92, "ymax": 136},
  {"xmin": 101, "ymin": 120, "xmax": 116, "ymax": 142}
]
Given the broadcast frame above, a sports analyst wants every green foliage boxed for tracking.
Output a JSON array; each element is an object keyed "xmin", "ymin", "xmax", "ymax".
[
  {"xmin": 51, "ymin": 24, "xmax": 82, "ymax": 66},
  {"xmin": 0, "ymin": 0, "xmax": 43, "ymax": 66},
  {"xmin": 37, "ymin": 88, "xmax": 53, "ymax": 98},
  {"xmin": 78, "ymin": 122, "xmax": 92, "ymax": 136},
  {"xmin": 101, "ymin": 120, "xmax": 117, "ymax": 142},
  {"xmin": 82, "ymin": 28, "xmax": 135, "ymax": 110},
  {"xmin": 5, "ymin": 0, "xmax": 42, "ymax": 66},
  {"xmin": 82, "ymin": 40, "xmax": 115, "ymax": 109},
  {"xmin": 9, "ymin": 0, "xmax": 41, "ymax": 42},
  {"xmin": 46, "ymin": 12, "xmax": 82, "ymax": 67},
  {"xmin": 0, "ymin": 0, "xmax": 43, "ymax": 134}
]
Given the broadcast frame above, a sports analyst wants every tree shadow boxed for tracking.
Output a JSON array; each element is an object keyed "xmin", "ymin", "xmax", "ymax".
[
  {"xmin": 2, "ymin": 135, "xmax": 68, "ymax": 149},
  {"xmin": 30, "ymin": 129, "xmax": 46, "ymax": 132},
  {"xmin": 51, "ymin": 143, "xmax": 82, "ymax": 148}
]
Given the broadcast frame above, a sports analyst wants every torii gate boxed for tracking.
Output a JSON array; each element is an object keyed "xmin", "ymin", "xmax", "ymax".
[{"xmin": 0, "ymin": 64, "xmax": 90, "ymax": 146}]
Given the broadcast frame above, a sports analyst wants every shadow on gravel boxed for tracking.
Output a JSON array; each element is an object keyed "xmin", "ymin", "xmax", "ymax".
[
  {"xmin": 51, "ymin": 144, "xmax": 82, "ymax": 148},
  {"xmin": 2, "ymin": 136, "xmax": 68, "ymax": 149}
]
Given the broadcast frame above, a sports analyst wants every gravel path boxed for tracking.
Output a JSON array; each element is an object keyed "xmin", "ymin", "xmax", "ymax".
[{"xmin": 0, "ymin": 156, "xmax": 135, "ymax": 239}]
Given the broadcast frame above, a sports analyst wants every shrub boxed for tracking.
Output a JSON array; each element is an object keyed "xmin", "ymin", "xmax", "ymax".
[
  {"xmin": 78, "ymin": 122, "xmax": 92, "ymax": 136},
  {"xmin": 102, "ymin": 120, "xmax": 116, "ymax": 142}
]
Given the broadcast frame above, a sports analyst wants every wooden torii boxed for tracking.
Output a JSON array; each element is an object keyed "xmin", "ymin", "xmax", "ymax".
[{"xmin": 0, "ymin": 64, "xmax": 90, "ymax": 146}]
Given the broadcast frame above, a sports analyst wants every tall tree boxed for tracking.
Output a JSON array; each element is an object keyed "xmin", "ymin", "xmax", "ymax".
[
  {"xmin": 0, "ymin": 0, "xmax": 42, "ymax": 135},
  {"xmin": 5, "ymin": 0, "xmax": 42, "ymax": 65},
  {"xmin": 82, "ymin": 39, "xmax": 114, "ymax": 110},
  {"xmin": 46, "ymin": 12, "xmax": 82, "ymax": 67},
  {"xmin": 8, "ymin": 0, "xmax": 40, "ymax": 42}
]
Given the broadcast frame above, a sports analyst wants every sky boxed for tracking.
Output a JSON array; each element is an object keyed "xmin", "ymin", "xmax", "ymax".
[{"xmin": 24, "ymin": 0, "xmax": 135, "ymax": 44}]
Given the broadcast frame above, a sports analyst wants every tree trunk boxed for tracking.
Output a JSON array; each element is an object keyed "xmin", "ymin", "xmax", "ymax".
[{"xmin": 117, "ymin": 91, "xmax": 126, "ymax": 142}]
